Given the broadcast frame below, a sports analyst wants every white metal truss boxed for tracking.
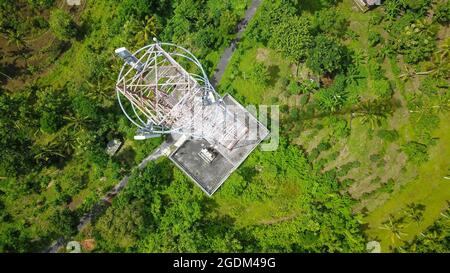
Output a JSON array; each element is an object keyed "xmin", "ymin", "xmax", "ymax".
[{"xmin": 115, "ymin": 41, "xmax": 248, "ymax": 149}]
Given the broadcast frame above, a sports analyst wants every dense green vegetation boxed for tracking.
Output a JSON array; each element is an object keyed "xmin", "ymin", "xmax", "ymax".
[
  {"xmin": 0, "ymin": 0, "xmax": 449, "ymax": 253},
  {"xmin": 219, "ymin": 0, "xmax": 449, "ymax": 252},
  {"xmin": 90, "ymin": 143, "xmax": 365, "ymax": 252}
]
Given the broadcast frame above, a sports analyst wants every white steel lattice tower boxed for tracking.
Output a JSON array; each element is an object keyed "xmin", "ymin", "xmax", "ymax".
[
  {"xmin": 115, "ymin": 39, "xmax": 270, "ymax": 196},
  {"xmin": 115, "ymin": 40, "xmax": 248, "ymax": 149}
]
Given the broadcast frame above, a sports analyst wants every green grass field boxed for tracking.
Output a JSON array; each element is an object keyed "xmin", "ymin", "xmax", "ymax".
[{"xmin": 365, "ymin": 114, "xmax": 450, "ymax": 251}]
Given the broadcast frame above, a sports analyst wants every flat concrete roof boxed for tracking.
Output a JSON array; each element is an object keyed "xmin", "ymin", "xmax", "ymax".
[
  {"xmin": 170, "ymin": 139, "xmax": 234, "ymax": 195},
  {"xmin": 169, "ymin": 94, "xmax": 269, "ymax": 196}
]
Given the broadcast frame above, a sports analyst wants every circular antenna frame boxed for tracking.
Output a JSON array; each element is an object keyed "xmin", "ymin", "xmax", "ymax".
[{"xmin": 115, "ymin": 42, "xmax": 220, "ymax": 136}]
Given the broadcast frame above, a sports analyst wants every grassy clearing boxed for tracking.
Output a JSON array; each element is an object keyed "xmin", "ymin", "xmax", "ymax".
[
  {"xmin": 215, "ymin": 180, "xmax": 302, "ymax": 228},
  {"xmin": 221, "ymin": 42, "xmax": 293, "ymax": 105},
  {"xmin": 364, "ymin": 114, "xmax": 450, "ymax": 251}
]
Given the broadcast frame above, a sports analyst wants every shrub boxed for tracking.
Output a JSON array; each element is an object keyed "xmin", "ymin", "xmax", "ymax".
[
  {"xmin": 71, "ymin": 94, "xmax": 97, "ymax": 119},
  {"xmin": 368, "ymin": 31, "xmax": 383, "ymax": 47},
  {"xmin": 379, "ymin": 178, "xmax": 395, "ymax": 194},
  {"xmin": 49, "ymin": 9, "xmax": 77, "ymax": 41},
  {"xmin": 370, "ymin": 153, "xmax": 382, "ymax": 163},
  {"xmin": 48, "ymin": 208, "xmax": 77, "ymax": 237},
  {"xmin": 367, "ymin": 58, "xmax": 385, "ymax": 80},
  {"xmin": 370, "ymin": 177, "xmax": 382, "ymax": 184},
  {"xmin": 27, "ymin": 0, "xmax": 55, "ymax": 9},
  {"xmin": 288, "ymin": 81, "xmax": 302, "ymax": 95},
  {"xmin": 313, "ymin": 8, "xmax": 348, "ymax": 37},
  {"xmin": 412, "ymin": 113, "xmax": 440, "ymax": 144},
  {"xmin": 377, "ymin": 129, "xmax": 399, "ymax": 142},
  {"xmin": 329, "ymin": 117, "xmax": 350, "ymax": 138},
  {"xmin": 280, "ymin": 104, "xmax": 289, "ymax": 113},
  {"xmin": 434, "ymin": 1, "xmax": 450, "ymax": 24},
  {"xmin": 314, "ymin": 75, "xmax": 348, "ymax": 113},
  {"xmin": 372, "ymin": 79, "xmax": 392, "ymax": 99},
  {"xmin": 39, "ymin": 111, "xmax": 61, "ymax": 134},
  {"xmin": 290, "ymin": 108, "xmax": 300, "ymax": 120},
  {"xmin": 315, "ymin": 123, "xmax": 325, "ymax": 130},
  {"xmin": 317, "ymin": 141, "xmax": 332, "ymax": 152},
  {"xmin": 316, "ymin": 158, "xmax": 329, "ymax": 170},
  {"xmin": 402, "ymin": 141, "xmax": 429, "ymax": 165},
  {"xmin": 376, "ymin": 159, "xmax": 386, "ymax": 168},
  {"xmin": 32, "ymin": 16, "xmax": 49, "ymax": 29},
  {"xmin": 403, "ymin": 0, "xmax": 433, "ymax": 16},
  {"xmin": 337, "ymin": 161, "xmax": 361, "ymax": 177},
  {"xmin": 341, "ymin": 178, "xmax": 355, "ymax": 188},
  {"xmin": 307, "ymin": 35, "xmax": 349, "ymax": 75},
  {"xmin": 309, "ymin": 141, "xmax": 331, "ymax": 161},
  {"xmin": 396, "ymin": 20, "xmax": 437, "ymax": 64},
  {"xmin": 300, "ymin": 79, "xmax": 320, "ymax": 94},
  {"xmin": 269, "ymin": 15, "xmax": 313, "ymax": 63},
  {"xmin": 369, "ymin": 13, "xmax": 384, "ymax": 25},
  {"xmin": 280, "ymin": 77, "xmax": 290, "ymax": 88},
  {"xmin": 328, "ymin": 151, "xmax": 340, "ymax": 161},
  {"xmin": 250, "ymin": 63, "xmax": 270, "ymax": 86},
  {"xmin": 309, "ymin": 149, "xmax": 320, "ymax": 161}
]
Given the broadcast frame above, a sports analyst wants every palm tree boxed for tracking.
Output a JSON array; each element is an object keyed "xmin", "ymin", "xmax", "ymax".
[
  {"xmin": 63, "ymin": 114, "xmax": 91, "ymax": 133},
  {"xmin": 357, "ymin": 100, "xmax": 389, "ymax": 129},
  {"xmin": 400, "ymin": 38, "xmax": 449, "ymax": 80},
  {"xmin": 379, "ymin": 215, "xmax": 407, "ymax": 243},
  {"xmin": 55, "ymin": 131, "xmax": 79, "ymax": 156},
  {"xmin": 408, "ymin": 93, "xmax": 428, "ymax": 118},
  {"xmin": 352, "ymin": 50, "xmax": 368, "ymax": 67},
  {"xmin": 345, "ymin": 66, "xmax": 365, "ymax": 86},
  {"xmin": 316, "ymin": 93, "xmax": 342, "ymax": 113},
  {"xmin": 418, "ymin": 228, "xmax": 443, "ymax": 251},
  {"xmin": 430, "ymin": 95, "xmax": 450, "ymax": 114},
  {"xmin": 399, "ymin": 65, "xmax": 417, "ymax": 82},
  {"xmin": 34, "ymin": 141, "xmax": 65, "ymax": 163},
  {"xmin": 404, "ymin": 203, "xmax": 425, "ymax": 227},
  {"xmin": 409, "ymin": 94, "xmax": 450, "ymax": 120},
  {"xmin": 384, "ymin": 0, "xmax": 401, "ymax": 20},
  {"xmin": 6, "ymin": 29, "xmax": 26, "ymax": 49},
  {"xmin": 85, "ymin": 80, "xmax": 114, "ymax": 106},
  {"xmin": 135, "ymin": 16, "xmax": 158, "ymax": 46},
  {"xmin": 412, "ymin": 52, "xmax": 450, "ymax": 80}
]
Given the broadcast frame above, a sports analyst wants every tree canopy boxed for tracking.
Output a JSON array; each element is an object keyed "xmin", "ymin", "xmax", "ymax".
[
  {"xmin": 49, "ymin": 9, "xmax": 77, "ymax": 41},
  {"xmin": 269, "ymin": 16, "xmax": 313, "ymax": 64},
  {"xmin": 307, "ymin": 35, "xmax": 349, "ymax": 75}
]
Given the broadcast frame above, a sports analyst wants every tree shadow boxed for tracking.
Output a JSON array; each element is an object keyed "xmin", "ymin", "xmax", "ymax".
[
  {"xmin": 10, "ymin": 46, "xmax": 33, "ymax": 59},
  {"xmin": 201, "ymin": 197, "xmax": 259, "ymax": 251},
  {"xmin": 267, "ymin": 65, "xmax": 280, "ymax": 87},
  {"xmin": 297, "ymin": 0, "xmax": 343, "ymax": 13},
  {"xmin": 115, "ymin": 146, "xmax": 136, "ymax": 169},
  {"xmin": 1, "ymin": 62, "xmax": 26, "ymax": 82},
  {"xmin": 238, "ymin": 166, "xmax": 259, "ymax": 182},
  {"xmin": 297, "ymin": 97, "xmax": 400, "ymax": 122},
  {"xmin": 75, "ymin": 22, "xmax": 89, "ymax": 41}
]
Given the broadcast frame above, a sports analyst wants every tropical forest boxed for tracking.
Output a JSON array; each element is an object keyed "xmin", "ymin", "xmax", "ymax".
[{"xmin": 0, "ymin": 0, "xmax": 449, "ymax": 253}]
